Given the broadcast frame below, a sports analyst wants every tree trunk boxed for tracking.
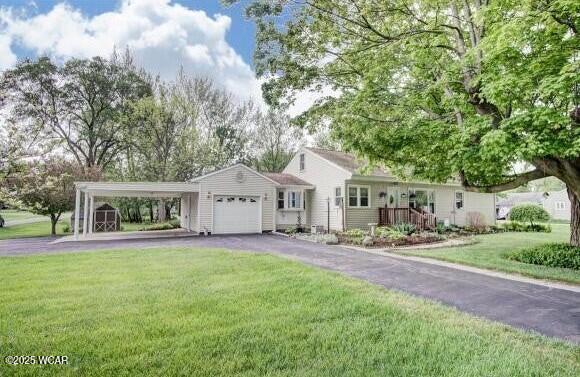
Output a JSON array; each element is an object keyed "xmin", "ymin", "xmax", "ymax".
[
  {"xmin": 149, "ymin": 202, "xmax": 154, "ymax": 223},
  {"xmin": 158, "ymin": 199, "xmax": 166, "ymax": 222},
  {"xmin": 50, "ymin": 214, "xmax": 57, "ymax": 236},
  {"xmin": 568, "ymin": 187, "xmax": 580, "ymax": 247}
]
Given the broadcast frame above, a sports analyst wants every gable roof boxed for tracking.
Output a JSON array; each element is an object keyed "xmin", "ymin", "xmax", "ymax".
[
  {"xmin": 496, "ymin": 192, "xmax": 548, "ymax": 207},
  {"xmin": 193, "ymin": 163, "xmax": 280, "ymax": 185},
  {"xmin": 305, "ymin": 147, "xmax": 392, "ymax": 178},
  {"xmin": 262, "ymin": 173, "xmax": 313, "ymax": 186}
]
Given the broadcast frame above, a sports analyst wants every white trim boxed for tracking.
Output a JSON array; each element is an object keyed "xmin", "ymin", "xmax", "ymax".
[
  {"xmin": 75, "ymin": 181, "xmax": 199, "ymax": 193},
  {"xmin": 74, "ymin": 189, "xmax": 80, "ymax": 239},
  {"xmin": 83, "ymin": 192, "xmax": 89, "ymax": 236},
  {"xmin": 272, "ymin": 187, "xmax": 277, "ymax": 231},
  {"xmin": 347, "ymin": 184, "xmax": 371, "ymax": 208},
  {"xmin": 194, "ymin": 163, "xmax": 280, "ymax": 186},
  {"xmin": 211, "ymin": 193, "xmax": 263, "ymax": 234},
  {"xmin": 88, "ymin": 195, "xmax": 94, "ymax": 234},
  {"xmin": 197, "ymin": 184, "xmax": 202, "ymax": 233},
  {"xmin": 287, "ymin": 190, "xmax": 303, "ymax": 210},
  {"xmin": 334, "ymin": 186, "xmax": 343, "ymax": 208}
]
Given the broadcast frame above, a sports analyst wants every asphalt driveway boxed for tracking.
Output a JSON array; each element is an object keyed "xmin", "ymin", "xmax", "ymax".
[{"xmin": 1, "ymin": 234, "xmax": 579, "ymax": 343}]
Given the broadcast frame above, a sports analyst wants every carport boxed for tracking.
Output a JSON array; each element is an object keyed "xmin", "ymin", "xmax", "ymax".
[{"xmin": 73, "ymin": 182, "xmax": 200, "ymax": 240}]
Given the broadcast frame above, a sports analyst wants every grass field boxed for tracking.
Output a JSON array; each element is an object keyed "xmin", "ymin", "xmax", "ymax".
[
  {"xmin": 0, "ymin": 221, "xmax": 71, "ymax": 240},
  {"xmin": 0, "ymin": 210, "xmax": 46, "ymax": 222},
  {"xmin": 0, "ymin": 247, "xmax": 578, "ymax": 376},
  {"xmin": 401, "ymin": 224, "xmax": 579, "ymax": 284}
]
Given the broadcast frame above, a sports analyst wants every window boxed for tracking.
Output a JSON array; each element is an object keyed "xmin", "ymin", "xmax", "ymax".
[
  {"xmin": 278, "ymin": 191, "xmax": 285, "ymax": 209},
  {"xmin": 334, "ymin": 187, "xmax": 342, "ymax": 207},
  {"xmin": 555, "ymin": 201, "xmax": 566, "ymax": 210},
  {"xmin": 348, "ymin": 185, "xmax": 371, "ymax": 208},
  {"xmin": 455, "ymin": 191, "xmax": 464, "ymax": 210},
  {"xmin": 288, "ymin": 191, "xmax": 302, "ymax": 209},
  {"xmin": 299, "ymin": 153, "xmax": 305, "ymax": 171}
]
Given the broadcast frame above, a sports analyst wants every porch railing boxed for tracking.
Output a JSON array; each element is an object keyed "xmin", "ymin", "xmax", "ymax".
[{"xmin": 378, "ymin": 207, "xmax": 437, "ymax": 231}]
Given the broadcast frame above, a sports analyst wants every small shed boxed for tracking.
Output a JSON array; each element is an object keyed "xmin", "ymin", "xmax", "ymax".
[{"xmin": 93, "ymin": 203, "xmax": 121, "ymax": 232}]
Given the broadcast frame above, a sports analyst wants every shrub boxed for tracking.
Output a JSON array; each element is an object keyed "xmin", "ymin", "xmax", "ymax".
[
  {"xmin": 376, "ymin": 226, "xmax": 406, "ymax": 240},
  {"xmin": 435, "ymin": 223, "xmax": 447, "ymax": 235},
  {"xmin": 62, "ymin": 223, "xmax": 71, "ymax": 233},
  {"xmin": 506, "ymin": 243, "xmax": 580, "ymax": 270},
  {"xmin": 508, "ymin": 204, "xmax": 550, "ymax": 226},
  {"xmin": 391, "ymin": 223, "xmax": 416, "ymax": 235},
  {"xmin": 169, "ymin": 219, "xmax": 181, "ymax": 228},
  {"xmin": 344, "ymin": 228, "xmax": 367, "ymax": 237},
  {"xmin": 502, "ymin": 221, "xmax": 551, "ymax": 233},
  {"xmin": 142, "ymin": 223, "xmax": 175, "ymax": 231},
  {"xmin": 285, "ymin": 225, "xmax": 297, "ymax": 235},
  {"xmin": 466, "ymin": 211, "xmax": 487, "ymax": 230}
]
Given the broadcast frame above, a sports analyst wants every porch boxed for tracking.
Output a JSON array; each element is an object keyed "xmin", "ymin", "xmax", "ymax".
[{"xmin": 378, "ymin": 207, "xmax": 437, "ymax": 231}]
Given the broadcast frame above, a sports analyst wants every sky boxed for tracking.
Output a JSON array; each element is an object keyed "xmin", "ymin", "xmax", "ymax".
[{"xmin": 0, "ymin": 0, "xmax": 265, "ymax": 102}]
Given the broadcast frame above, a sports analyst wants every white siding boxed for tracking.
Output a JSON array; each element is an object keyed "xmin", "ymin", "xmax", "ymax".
[
  {"xmin": 463, "ymin": 191, "xmax": 496, "ymax": 226},
  {"xmin": 543, "ymin": 190, "xmax": 571, "ymax": 221},
  {"xmin": 198, "ymin": 165, "xmax": 276, "ymax": 233},
  {"xmin": 283, "ymin": 149, "xmax": 351, "ymax": 231}
]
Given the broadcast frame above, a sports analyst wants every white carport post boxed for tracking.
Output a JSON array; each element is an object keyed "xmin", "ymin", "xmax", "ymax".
[
  {"xmin": 82, "ymin": 192, "xmax": 89, "ymax": 236},
  {"xmin": 74, "ymin": 188, "xmax": 81, "ymax": 240},
  {"xmin": 88, "ymin": 194, "xmax": 95, "ymax": 234}
]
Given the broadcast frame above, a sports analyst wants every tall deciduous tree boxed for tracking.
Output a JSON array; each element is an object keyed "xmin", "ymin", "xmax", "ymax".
[
  {"xmin": 251, "ymin": 109, "xmax": 303, "ymax": 172},
  {"xmin": 0, "ymin": 54, "xmax": 151, "ymax": 169},
  {"xmin": 0, "ymin": 159, "xmax": 101, "ymax": 235},
  {"xmin": 234, "ymin": 0, "xmax": 580, "ymax": 245}
]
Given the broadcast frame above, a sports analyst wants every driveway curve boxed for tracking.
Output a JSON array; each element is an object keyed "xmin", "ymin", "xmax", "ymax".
[{"xmin": 0, "ymin": 233, "xmax": 579, "ymax": 343}]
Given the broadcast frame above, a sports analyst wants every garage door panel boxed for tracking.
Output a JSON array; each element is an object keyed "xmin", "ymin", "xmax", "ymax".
[{"xmin": 213, "ymin": 195, "xmax": 260, "ymax": 234}]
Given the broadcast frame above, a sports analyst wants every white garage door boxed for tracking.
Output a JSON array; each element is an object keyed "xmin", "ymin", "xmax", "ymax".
[{"xmin": 213, "ymin": 195, "xmax": 261, "ymax": 234}]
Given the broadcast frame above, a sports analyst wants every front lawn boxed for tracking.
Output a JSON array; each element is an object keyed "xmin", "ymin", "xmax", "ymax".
[
  {"xmin": 0, "ymin": 210, "xmax": 46, "ymax": 222},
  {"xmin": 400, "ymin": 224, "xmax": 580, "ymax": 284},
  {"xmin": 0, "ymin": 221, "xmax": 71, "ymax": 240},
  {"xmin": 0, "ymin": 247, "xmax": 578, "ymax": 376}
]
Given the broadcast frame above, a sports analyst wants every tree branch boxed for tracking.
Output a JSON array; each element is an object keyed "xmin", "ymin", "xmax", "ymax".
[{"xmin": 461, "ymin": 169, "xmax": 549, "ymax": 193}]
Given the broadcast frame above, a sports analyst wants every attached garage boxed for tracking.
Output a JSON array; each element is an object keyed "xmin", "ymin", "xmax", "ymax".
[
  {"xmin": 195, "ymin": 164, "xmax": 279, "ymax": 235},
  {"xmin": 213, "ymin": 195, "xmax": 261, "ymax": 234}
]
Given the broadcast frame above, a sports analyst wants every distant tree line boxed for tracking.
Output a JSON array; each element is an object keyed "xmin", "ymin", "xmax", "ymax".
[{"xmin": 0, "ymin": 52, "xmax": 305, "ymax": 230}]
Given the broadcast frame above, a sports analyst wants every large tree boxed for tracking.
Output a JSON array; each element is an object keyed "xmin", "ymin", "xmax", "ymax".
[
  {"xmin": 233, "ymin": 0, "xmax": 580, "ymax": 245},
  {"xmin": 0, "ymin": 54, "xmax": 151, "ymax": 169},
  {"xmin": 0, "ymin": 158, "xmax": 101, "ymax": 235}
]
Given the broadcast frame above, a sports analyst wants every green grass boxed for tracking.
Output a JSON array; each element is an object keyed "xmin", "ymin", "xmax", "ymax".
[
  {"xmin": 401, "ymin": 224, "xmax": 580, "ymax": 284},
  {"xmin": 0, "ymin": 247, "xmax": 578, "ymax": 376},
  {"xmin": 0, "ymin": 221, "xmax": 71, "ymax": 240},
  {"xmin": 0, "ymin": 209, "xmax": 46, "ymax": 222}
]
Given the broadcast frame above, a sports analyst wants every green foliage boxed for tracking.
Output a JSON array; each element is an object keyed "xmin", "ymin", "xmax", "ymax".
[
  {"xmin": 376, "ymin": 226, "xmax": 406, "ymax": 240},
  {"xmin": 435, "ymin": 223, "xmax": 447, "ymax": 235},
  {"xmin": 236, "ymin": 0, "xmax": 580, "ymax": 246},
  {"xmin": 285, "ymin": 225, "xmax": 297, "ymax": 235},
  {"xmin": 509, "ymin": 204, "xmax": 550, "ymax": 225},
  {"xmin": 506, "ymin": 243, "xmax": 580, "ymax": 270},
  {"xmin": 391, "ymin": 223, "xmax": 417, "ymax": 236},
  {"xmin": 343, "ymin": 228, "xmax": 367, "ymax": 238},
  {"xmin": 141, "ymin": 222, "xmax": 178, "ymax": 231},
  {"xmin": 502, "ymin": 221, "xmax": 551, "ymax": 233}
]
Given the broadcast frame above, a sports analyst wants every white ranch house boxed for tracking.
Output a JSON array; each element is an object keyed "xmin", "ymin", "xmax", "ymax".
[{"xmin": 73, "ymin": 147, "xmax": 495, "ymax": 238}]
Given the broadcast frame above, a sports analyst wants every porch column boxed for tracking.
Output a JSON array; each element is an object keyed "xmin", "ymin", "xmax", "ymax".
[
  {"xmin": 74, "ymin": 188, "xmax": 81, "ymax": 240},
  {"xmin": 88, "ymin": 195, "xmax": 95, "ymax": 234},
  {"xmin": 82, "ymin": 192, "xmax": 89, "ymax": 236}
]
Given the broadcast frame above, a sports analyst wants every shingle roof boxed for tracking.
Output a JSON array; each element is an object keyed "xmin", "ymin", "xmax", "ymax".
[
  {"xmin": 496, "ymin": 192, "xmax": 548, "ymax": 207},
  {"xmin": 262, "ymin": 173, "xmax": 313, "ymax": 186},
  {"xmin": 305, "ymin": 147, "xmax": 392, "ymax": 177}
]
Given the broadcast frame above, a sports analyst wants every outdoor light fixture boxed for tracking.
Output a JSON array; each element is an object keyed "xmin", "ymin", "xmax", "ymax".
[{"xmin": 264, "ymin": 193, "xmax": 268, "ymax": 200}]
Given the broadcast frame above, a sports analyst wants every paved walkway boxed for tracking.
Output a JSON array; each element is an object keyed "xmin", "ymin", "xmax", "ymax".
[{"xmin": 0, "ymin": 234, "xmax": 579, "ymax": 343}]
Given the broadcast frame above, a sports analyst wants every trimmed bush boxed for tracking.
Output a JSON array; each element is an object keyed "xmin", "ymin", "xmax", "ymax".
[
  {"xmin": 285, "ymin": 225, "xmax": 298, "ymax": 235},
  {"xmin": 502, "ymin": 221, "xmax": 551, "ymax": 233},
  {"xmin": 508, "ymin": 204, "xmax": 549, "ymax": 226},
  {"xmin": 506, "ymin": 243, "xmax": 580, "ymax": 270},
  {"xmin": 376, "ymin": 226, "xmax": 406, "ymax": 240}
]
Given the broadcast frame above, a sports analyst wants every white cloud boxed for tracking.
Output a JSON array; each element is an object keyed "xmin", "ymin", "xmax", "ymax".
[{"xmin": 0, "ymin": 0, "xmax": 262, "ymax": 103}]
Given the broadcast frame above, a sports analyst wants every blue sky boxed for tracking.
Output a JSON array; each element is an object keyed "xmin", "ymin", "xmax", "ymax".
[{"xmin": 0, "ymin": 0, "xmax": 262, "ymax": 100}]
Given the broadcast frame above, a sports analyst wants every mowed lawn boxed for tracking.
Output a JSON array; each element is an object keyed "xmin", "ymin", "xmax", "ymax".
[
  {"xmin": 0, "ymin": 248, "xmax": 578, "ymax": 376},
  {"xmin": 400, "ymin": 224, "xmax": 580, "ymax": 284},
  {"xmin": 0, "ymin": 221, "xmax": 71, "ymax": 240},
  {"xmin": 0, "ymin": 210, "xmax": 46, "ymax": 222}
]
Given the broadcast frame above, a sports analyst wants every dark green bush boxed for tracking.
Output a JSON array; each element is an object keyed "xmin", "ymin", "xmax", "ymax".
[
  {"xmin": 506, "ymin": 243, "xmax": 580, "ymax": 270},
  {"xmin": 141, "ymin": 222, "xmax": 176, "ymax": 231},
  {"xmin": 508, "ymin": 204, "xmax": 550, "ymax": 226}
]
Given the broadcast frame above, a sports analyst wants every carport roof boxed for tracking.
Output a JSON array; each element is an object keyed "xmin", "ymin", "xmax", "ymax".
[{"xmin": 74, "ymin": 181, "xmax": 199, "ymax": 197}]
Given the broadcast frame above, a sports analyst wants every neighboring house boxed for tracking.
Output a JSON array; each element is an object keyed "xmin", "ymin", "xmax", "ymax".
[
  {"xmin": 496, "ymin": 190, "xmax": 571, "ymax": 221},
  {"xmin": 73, "ymin": 147, "xmax": 496, "ymax": 238}
]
